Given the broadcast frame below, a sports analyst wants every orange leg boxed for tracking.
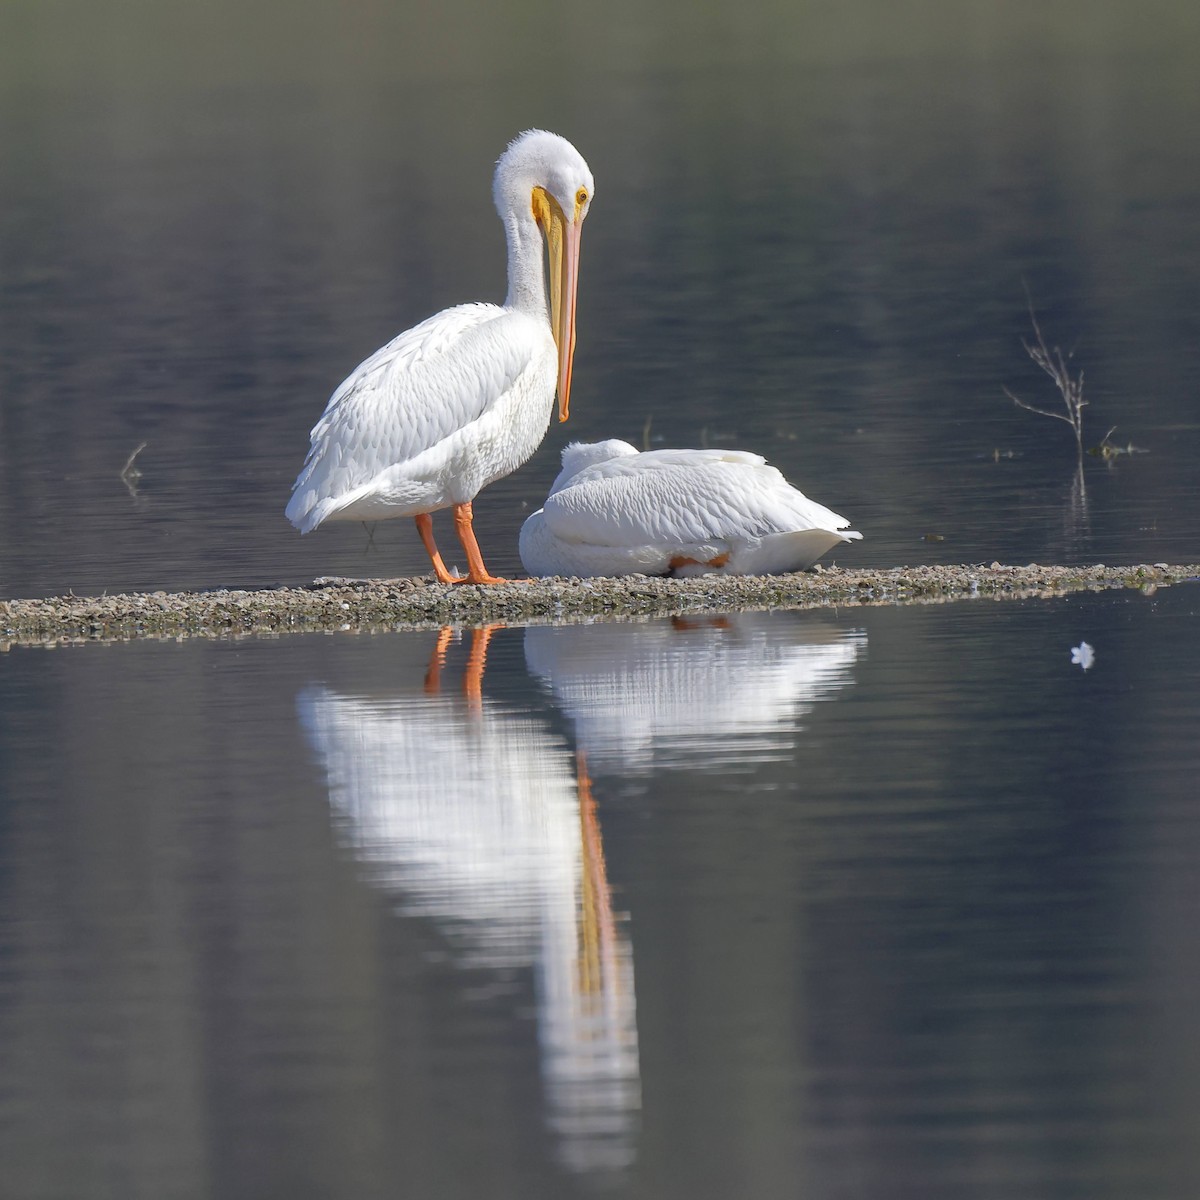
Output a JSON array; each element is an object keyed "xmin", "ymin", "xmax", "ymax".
[
  {"xmin": 668, "ymin": 551, "xmax": 730, "ymax": 574},
  {"xmin": 423, "ymin": 625, "xmax": 455, "ymax": 694},
  {"xmin": 452, "ymin": 502, "xmax": 508, "ymax": 584},
  {"xmin": 415, "ymin": 514, "xmax": 467, "ymax": 584}
]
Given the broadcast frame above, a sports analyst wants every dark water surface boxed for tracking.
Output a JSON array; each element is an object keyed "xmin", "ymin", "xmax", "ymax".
[{"xmin": 2, "ymin": 589, "xmax": 1200, "ymax": 1199}]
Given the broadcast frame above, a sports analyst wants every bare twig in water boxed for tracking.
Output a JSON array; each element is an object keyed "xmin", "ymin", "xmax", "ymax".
[
  {"xmin": 120, "ymin": 442, "xmax": 147, "ymax": 498},
  {"xmin": 121, "ymin": 442, "xmax": 147, "ymax": 478},
  {"xmin": 1003, "ymin": 294, "xmax": 1087, "ymax": 460},
  {"xmin": 641, "ymin": 413, "xmax": 653, "ymax": 451},
  {"xmin": 1088, "ymin": 425, "xmax": 1148, "ymax": 461}
]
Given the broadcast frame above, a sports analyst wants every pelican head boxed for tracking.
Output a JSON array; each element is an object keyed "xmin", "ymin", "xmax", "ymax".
[
  {"xmin": 494, "ymin": 130, "xmax": 594, "ymax": 422},
  {"xmin": 552, "ymin": 439, "xmax": 638, "ymax": 492}
]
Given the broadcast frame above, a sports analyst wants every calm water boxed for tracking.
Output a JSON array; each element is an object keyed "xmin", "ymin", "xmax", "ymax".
[
  {"xmin": 3, "ymin": 589, "xmax": 1200, "ymax": 1199},
  {"xmin": 3, "ymin": 4, "xmax": 1200, "ymax": 1198},
  {"xmin": 2, "ymin": 4, "xmax": 1200, "ymax": 594}
]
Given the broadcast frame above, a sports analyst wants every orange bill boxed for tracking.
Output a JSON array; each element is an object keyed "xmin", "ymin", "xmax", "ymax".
[{"xmin": 534, "ymin": 187, "xmax": 584, "ymax": 422}]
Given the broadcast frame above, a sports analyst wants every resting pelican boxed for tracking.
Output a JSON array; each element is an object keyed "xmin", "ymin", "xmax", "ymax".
[
  {"xmin": 519, "ymin": 440, "xmax": 862, "ymax": 578},
  {"xmin": 285, "ymin": 130, "xmax": 594, "ymax": 584}
]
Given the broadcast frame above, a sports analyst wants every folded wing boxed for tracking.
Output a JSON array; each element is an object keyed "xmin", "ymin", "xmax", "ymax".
[
  {"xmin": 286, "ymin": 304, "xmax": 540, "ymax": 532},
  {"xmin": 541, "ymin": 450, "xmax": 855, "ymax": 548}
]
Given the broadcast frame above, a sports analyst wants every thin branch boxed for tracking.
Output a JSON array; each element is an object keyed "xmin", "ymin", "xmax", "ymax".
[
  {"xmin": 119, "ymin": 441, "xmax": 148, "ymax": 499},
  {"xmin": 1005, "ymin": 290, "xmax": 1088, "ymax": 459},
  {"xmin": 1003, "ymin": 387, "xmax": 1074, "ymax": 425},
  {"xmin": 120, "ymin": 441, "xmax": 147, "ymax": 479}
]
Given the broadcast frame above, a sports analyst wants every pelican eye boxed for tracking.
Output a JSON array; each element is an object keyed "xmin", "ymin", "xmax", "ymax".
[{"xmin": 576, "ymin": 189, "xmax": 588, "ymax": 205}]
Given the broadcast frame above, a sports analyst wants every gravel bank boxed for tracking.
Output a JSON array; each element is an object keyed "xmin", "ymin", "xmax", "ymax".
[{"xmin": 2, "ymin": 563, "xmax": 1195, "ymax": 647}]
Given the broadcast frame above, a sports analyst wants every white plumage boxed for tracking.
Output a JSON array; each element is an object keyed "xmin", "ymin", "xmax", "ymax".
[
  {"xmin": 519, "ymin": 439, "xmax": 863, "ymax": 578},
  {"xmin": 298, "ymin": 669, "xmax": 640, "ymax": 1174},
  {"xmin": 286, "ymin": 130, "xmax": 594, "ymax": 584},
  {"xmin": 524, "ymin": 615, "xmax": 867, "ymax": 774}
]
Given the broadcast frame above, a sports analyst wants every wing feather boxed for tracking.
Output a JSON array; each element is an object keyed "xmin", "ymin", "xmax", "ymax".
[
  {"xmin": 542, "ymin": 452, "xmax": 853, "ymax": 548},
  {"xmin": 286, "ymin": 304, "xmax": 542, "ymax": 531}
]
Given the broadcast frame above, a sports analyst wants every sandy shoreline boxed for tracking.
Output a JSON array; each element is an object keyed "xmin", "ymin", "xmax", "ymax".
[{"xmin": 2, "ymin": 563, "xmax": 1195, "ymax": 647}]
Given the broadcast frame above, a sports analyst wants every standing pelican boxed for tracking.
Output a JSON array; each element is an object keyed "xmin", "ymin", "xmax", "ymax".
[
  {"xmin": 519, "ymin": 440, "xmax": 862, "ymax": 578},
  {"xmin": 286, "ymin": 130, "xmax": 594, "ymax": 584}
]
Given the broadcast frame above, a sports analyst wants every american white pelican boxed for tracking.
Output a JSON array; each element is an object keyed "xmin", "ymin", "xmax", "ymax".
[
  {"xmin": 285, "ymin": 130, "xmax": 594, "ymax": 584},
  {"xmin": 519, "ymin": 440, "xmax": 862, "ymax": 578}
]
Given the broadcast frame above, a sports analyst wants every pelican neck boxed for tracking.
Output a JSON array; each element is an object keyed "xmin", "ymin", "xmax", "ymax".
[{"xmin": 501, "ymin": 210, "xmax": 549, "ymax": 320}]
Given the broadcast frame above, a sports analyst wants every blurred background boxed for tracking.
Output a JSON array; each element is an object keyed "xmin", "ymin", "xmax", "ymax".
[{"xmin": 1, "ymin": 0, "xmax": 1198, "ymax": 596}]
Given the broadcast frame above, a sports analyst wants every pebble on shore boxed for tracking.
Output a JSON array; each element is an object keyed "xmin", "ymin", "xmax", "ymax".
[{"xmin": 1, "ymin": 563, "xmax": 1195, "ymax": 648}]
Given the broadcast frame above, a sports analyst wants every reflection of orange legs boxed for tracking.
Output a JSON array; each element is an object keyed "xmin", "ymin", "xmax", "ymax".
[
  {"xmin": 576, "ymin": 751, "xmax": 618, "ymax": 996},
  {"xmin": 422, "ymin": 624, "xmax": 502, "ymax": 712},
  {"xmin": 670, "ymin": 615, "xmax": 733, "ymax": 632},
  {"xmin": 423, "ymin": 626, "xmax": 455, "ymax": 694},
  {"xmin": 452, "ymin": 502, "xmax": 507, "ymax": 585},
  {"xmin": 462, "ymin": 623, "xmax": 502, "ymax": 711},
  {"xmin": 415, "ymin": 514, "xmax": 467, "ymax": 584}
]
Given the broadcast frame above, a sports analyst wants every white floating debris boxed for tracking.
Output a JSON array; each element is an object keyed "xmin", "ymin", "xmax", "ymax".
[{"xmin": 1070, "ymin": 641, "xmax": 1095, "ymax": 671}]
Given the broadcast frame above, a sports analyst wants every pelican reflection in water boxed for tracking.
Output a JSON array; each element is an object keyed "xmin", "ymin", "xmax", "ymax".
[
  {"xmin": 298, "ymin": 628, "xmax": 639, "ymax": 1175},
  {"xmin": 524, "ymin": 613, "xmax": 867, "ymax": 774}
]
